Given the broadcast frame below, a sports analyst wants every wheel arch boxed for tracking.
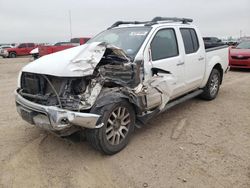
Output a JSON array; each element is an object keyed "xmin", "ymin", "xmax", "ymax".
[
  {"xmin": 94, "ymin": 92, "xmax": 130, "ymax": 109},
  {"xmin": 8, "ymin": 51, "xmax": 17, "ymax": 57},
  {"xmin": 92, "ymin": 90, "xmax": 141, "ymax": 119},
  {"xmin": 213, "ymin": 63, "xmax": 223, "ymax": 84},
  {"xmin": 201, "ymin": 62, "xmax": 224, "ymax": 88}
]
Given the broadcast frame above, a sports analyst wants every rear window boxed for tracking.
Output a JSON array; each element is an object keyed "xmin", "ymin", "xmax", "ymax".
[
  {"xmin": 203, "ymin": 37, "xmax": 210, "ymax": 41},
  {"xmin": 180, "ymin": 28, "xmax": 199, "ymax": 54},
  {"xmin": 27, "ymin": 43, "xmax": 35, "ymax": 47},
  {"xmin": 70, "ymin": 38, "xmax": 80, "ymax": 43}
]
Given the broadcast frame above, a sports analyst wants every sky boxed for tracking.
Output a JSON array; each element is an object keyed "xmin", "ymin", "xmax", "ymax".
[{"xmin": 0, "ymin": 0, "xmax": 249, "ymax": 43}]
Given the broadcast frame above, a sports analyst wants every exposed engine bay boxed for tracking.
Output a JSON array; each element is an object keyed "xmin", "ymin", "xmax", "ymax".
[{"xmin": 18, "ymin": 43, "xmax": 175, "ymax": 122}]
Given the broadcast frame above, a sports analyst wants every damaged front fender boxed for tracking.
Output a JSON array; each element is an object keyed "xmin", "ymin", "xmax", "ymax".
[{"xmin": 94, "ymin": 90, "xmax": 130, "ymax": 108}]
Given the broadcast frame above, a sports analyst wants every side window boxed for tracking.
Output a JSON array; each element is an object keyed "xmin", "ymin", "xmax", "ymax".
[
  {"xmin": 19, "ymin": 44, "xmax": 26, "ymax": 48},
  {"xmin": 180, "ymin": 28, "xmax": 200, "ymax": 54},
  {"xmin": 151, "ymin": 29, "xmax": 179, "ymax": 61},
  {"xmin": 190, "ymin": 29, "xmax": 199, "ymax": 52},
  {"xmin": 27, "ymin": 43, "xmax": 35, "ymax": 47}
]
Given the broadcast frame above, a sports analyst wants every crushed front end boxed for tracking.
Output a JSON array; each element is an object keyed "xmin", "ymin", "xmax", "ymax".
[
  {"xmin": 15, "ymin": 41, "xmax": 175, "ymax": 136},
  {"xmin": 15, "ymin": 73, "xmax": 103, "ymax": 135},
  {"xmin": 15, "ymin": 42, "xmax": 140, "ymax": 135}
]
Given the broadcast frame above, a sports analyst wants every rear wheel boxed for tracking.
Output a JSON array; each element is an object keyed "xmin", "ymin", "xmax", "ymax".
[
  {"xmin": 86, "ymin": 100, "xmax": 135, "ymax": 155},
  {"xmin": 200, "ymin": 69, "xmax": 221, "ymax": 100},
  {"xmin": 9, "ymin": 52, "xmax": 17, "ymax": 58}
]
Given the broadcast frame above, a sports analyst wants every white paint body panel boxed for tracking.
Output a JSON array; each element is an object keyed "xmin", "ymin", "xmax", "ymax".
[
  {"xmin": 22, "ymin": 42, "xmax": 106, "ymax": 77},
  {"xmin": 201, "ymin": 47, "xmax": 229, "ymax": 87},
  {"xmin": 140, "ymin": 24, "xmax": 229, "ymax": 99}
]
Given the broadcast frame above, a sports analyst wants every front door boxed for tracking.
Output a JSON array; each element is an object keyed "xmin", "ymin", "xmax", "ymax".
[{"xmin": 149, "ymin": 28, "xmax": 186, "ymax": 97}]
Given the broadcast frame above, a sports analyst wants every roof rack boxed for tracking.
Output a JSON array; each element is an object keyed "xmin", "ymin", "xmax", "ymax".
[
  {"xmin": 150, "ymin": 17, "xmax": 193, "ymax": 24},
  {"xmin": 108, "ymin": 21, "xmax": 149, "ymax": 29},
  {"xmin": 108, "ymin": 17, "xmax": 193, "ymax": 29}
]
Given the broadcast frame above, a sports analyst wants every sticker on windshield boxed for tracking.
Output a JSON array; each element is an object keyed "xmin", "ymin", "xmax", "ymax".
[{"xmin": 129, "ymin": 31, "xmax": 148, "ymax": 36}]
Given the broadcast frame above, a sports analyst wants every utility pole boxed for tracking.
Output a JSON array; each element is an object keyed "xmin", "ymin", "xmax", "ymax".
[
  {"xmin": 69, "ymin": 10, "xmax": 72, "ymax": 39},
  {"xmin": 240, "ymin": 30, "xmax": 242, "ymax": 39}
]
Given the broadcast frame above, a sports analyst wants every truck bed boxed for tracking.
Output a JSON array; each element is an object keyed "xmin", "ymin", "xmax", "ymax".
[{"xmin": 206, "ymin": 45, "xmax": 229, "ymax": 72}]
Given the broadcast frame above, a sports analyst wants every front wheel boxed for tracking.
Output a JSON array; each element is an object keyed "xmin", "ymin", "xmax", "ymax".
[
  {"xmin": 9, "ymin": 52, "xmax": 17, "ymax": 58},
  {"xmin": 200, "ymin": 69, "xmax": 221, "ymax": 100},
  {"xmin": 86, "ymin": 100, "xmax": 135, "ymax": 155}
]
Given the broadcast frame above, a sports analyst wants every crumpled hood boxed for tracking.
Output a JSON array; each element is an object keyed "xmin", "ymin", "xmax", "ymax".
[{"xmin": 22, "ymin": 42, "xmax": 125, "ymax": 77}]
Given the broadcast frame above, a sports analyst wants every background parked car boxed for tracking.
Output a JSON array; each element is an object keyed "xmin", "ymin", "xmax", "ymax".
[
  {"xmin": 38, "ymin": 37, "xmax": 90, "ymax": 57},
  {"xmin": 223, "ymin": 39, "xmax": 239, "ymax": 46},
  {"xmin": 0, "ymin": 45, "xmax": 13, "ymax": 58},
  {"xmin": 38, "ymin": 42, "xmax": 79, "ymax": 57},
  {"xmin": 203, "ymin": 37, "xmax": 227, "ymax": 49},
  {"xmin": 229, "ymin": 40, "xmax": 250, "ymax": 69},
  {"xmin": 6, "ymin": 43, "xmax": 37, "ymax": 58}
]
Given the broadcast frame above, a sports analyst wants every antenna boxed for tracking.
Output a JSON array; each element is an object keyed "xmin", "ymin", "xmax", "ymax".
[{"xmin": 69, "ymin": 10, "xmax": 72, "ymax": 39}]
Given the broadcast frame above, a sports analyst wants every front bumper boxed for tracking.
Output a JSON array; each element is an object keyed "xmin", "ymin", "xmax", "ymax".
[
  {"xmin": 15, "ymin": 90, "xmax": 102, "ymax": 132},
  {"xmin": 0, "ymin": 51, "xmax": 8, "ymax": 57}
]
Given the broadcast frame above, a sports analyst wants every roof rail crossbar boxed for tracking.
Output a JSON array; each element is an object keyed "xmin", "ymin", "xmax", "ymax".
[
  {"xmin": 150, "ymin": 17, "xmax": 193, "ymax": 24},
  {"xmin": 108, "ymin": 21, "xmax": 148, "ymax": 29},
  {"xmin": 108, "ymin": 17, "xmax": 193, "ymax": 29}
]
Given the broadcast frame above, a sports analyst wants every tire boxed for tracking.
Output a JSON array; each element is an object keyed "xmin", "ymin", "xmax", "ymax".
[
  {"xmin": 200, "ymin": 69, "xmax": 221, "ymax": 100},
  {"xmin": 86, "ymin": 99, "xmax": 135, "ymax": 155},
  {"xmin": 9, "ymin": 52, "xmax": 17, "ymax": 58},
  {"xmin": 32, "ymin": 53, "xmax": 39, "ymax": 60}
]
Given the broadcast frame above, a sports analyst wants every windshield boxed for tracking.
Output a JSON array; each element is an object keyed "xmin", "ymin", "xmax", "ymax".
[
  {"xmin": 13, "ymin": 44, "xmax": 19, "ymax": 48},
  {"xmin": 87, "ymin": 27, "xmax": 151, "ymax": 58},
  {"xmin": 236, "ymin": 41, "xmax": 250, "ymax": 49}
]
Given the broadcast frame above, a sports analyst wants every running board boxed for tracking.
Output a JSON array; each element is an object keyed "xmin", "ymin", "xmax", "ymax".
[{"xmin": 162, "ymin": 89, "xmax": 203, "ymax": 112}]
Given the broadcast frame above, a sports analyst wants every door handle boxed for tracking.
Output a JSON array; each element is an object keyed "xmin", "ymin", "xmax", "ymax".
[
  {"xmin": 198, "ymin": 57, "xmax": 205, "ymax": 61},
  {"xmin": 176, "ymin": 61, "xmax": 185, "ymax": 66}
]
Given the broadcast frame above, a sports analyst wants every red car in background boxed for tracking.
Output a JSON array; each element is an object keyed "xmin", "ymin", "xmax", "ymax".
[
  {"xmin": 229, "ymin": 41, "xmax": 250, "ymax": 69},
  {"xmin": 6, "ymin": 43, "xmax": 37, "ymax": 58},
  {"xmin": 38, "ymin": 37, "xmax": 90, "ymax": 57}
]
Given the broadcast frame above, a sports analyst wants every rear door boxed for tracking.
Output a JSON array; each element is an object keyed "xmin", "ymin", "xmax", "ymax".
[
  {"xmin": 180, "ymin": 28, "xmax": 206, "ymax": 91},
  {"xmin": 149, "ymin": 28, "xmax": 186, "ymax": 97}
]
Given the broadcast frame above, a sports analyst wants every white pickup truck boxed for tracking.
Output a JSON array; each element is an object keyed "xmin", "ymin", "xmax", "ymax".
[{"xmin": 15, "ymin": 17, "xmax": 229, "ymax": 154}]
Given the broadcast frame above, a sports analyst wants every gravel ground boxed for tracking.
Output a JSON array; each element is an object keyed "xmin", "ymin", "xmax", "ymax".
[{"xmin": 0, "ymin": 57, "xmax": 250, "ymax": 188}]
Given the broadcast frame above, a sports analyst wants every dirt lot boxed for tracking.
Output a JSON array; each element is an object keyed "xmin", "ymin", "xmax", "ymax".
[{"xmin": 0, "ymin": 57, "xmax": 250, "ymax": 188}]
